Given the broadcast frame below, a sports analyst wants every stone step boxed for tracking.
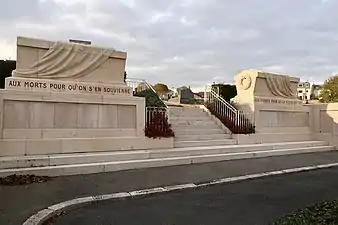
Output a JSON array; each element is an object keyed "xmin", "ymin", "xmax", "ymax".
[
  {"xmin": 169, "ymin": 107, "xmax": 205, "ymax": 113},
  {"xmin": 170, "ymin": 117, "xmax": 212, "ymax": 123},
  {"xmin": 175, "ymin": 134, "xmax": 232, "ymax": 141},
  {"xmin": 0, "ymin": 145, "xmax": 334, "ymax": 177},
  {"xmin": 172, "ymin": 123, "xmax": 220, "ymax": 130},
  {"xmin": 175, "ymin": 128, "xmax": 225, "ymax": 135},
  {"xmin": 174, "ymin": 139, "xmax": 237, "ymax": 148},
  {"xmin": 170, "ymin": 120, "xmax": 217, "ymax": 126},
  {"xmin": 0, "ymin": 141, "xmax": 329, "ymax": 170},
  {"xmin": 170, "ymin": 113, "xmax": 207, "ymax": 117},
  {"xmin": 169, "ymin": 113, "xmax": 209, "ymax": 118}
]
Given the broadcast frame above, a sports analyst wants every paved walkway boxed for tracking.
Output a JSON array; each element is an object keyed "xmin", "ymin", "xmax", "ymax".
[
  {"xmin": 2, "ymin": 151, "xmax": 338, "ymax": 225},
  {"xmin": 54, "ymin": 167, "xmax": 338, "ymax": 225}
]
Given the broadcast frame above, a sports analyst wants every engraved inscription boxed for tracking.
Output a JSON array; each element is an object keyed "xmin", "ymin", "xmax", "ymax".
[{"xmin": 6, "ymin": 78, "xmax": 132, "ymax": 96}]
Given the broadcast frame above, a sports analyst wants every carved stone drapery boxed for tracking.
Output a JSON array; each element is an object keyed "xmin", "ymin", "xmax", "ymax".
[
  {"xmin": 12, "ymin": 41, "xmax": 116, "ymax": 79},
  {"xmin": 262, "ymin": 73, "xmax": 296, "ymax": 98}
]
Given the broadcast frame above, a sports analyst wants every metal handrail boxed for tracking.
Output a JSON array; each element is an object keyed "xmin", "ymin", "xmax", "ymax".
[
  {"xmin": 204, "ymin": 85, "xmax": 255, "ymax": 133},
  {"xmin": 209, "ymin": 89, "xmax": 237, "ymax": 112}
]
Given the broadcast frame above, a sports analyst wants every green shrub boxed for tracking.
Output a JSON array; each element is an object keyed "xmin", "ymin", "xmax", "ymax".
[
  {"xmin": 273, "ymin": 200, "xmax": 338, "ymax": 225},
  {"xmin": 134, "ymin": 89, "xmax": 166, "ymax": 107}
]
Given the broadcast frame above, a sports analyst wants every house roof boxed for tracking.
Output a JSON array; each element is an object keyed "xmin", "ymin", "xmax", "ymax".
[{"xmin": 194, "ymin": 92, "xmax": 204, "ymax": 98}]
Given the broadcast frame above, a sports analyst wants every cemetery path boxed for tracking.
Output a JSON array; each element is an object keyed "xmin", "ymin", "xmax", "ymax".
[
  {"xmin": 1, "ymin": 151, "xmax": 338, "ymax": 225},
  {"xmin": 52, "ymin": 166, "xmax": 338, "ymax": 225}
]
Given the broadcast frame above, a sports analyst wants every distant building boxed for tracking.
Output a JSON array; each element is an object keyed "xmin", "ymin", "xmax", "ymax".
[
  {"xmin": 196, "ymin": 92, "xmax": 205, "ymax": 98},
  {"xmin": 159, "ymin": 90, "xmax": 174, "ymax": 101},
  {"xmin": 137, "ymin": 82, "xmax": 148, "ymax": 92},
  {"xmin": 193, "ymin": 93, "xmax": 204, "ymax": 101},
  {"xmin": 297, "ymin": 82, "xmax": 312, "ymax": 100},
  {"xmin": 297, "ymin": 82, "xmax": 322, "ymax": 101}
]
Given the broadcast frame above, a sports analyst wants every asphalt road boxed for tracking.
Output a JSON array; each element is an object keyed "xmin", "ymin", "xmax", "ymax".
[
  {"xmin": 2, "ymin": 151, "xmax": 338, "ymax": 225},
  {"xmin": 54, "ymin": 167, "xmax": 338, "ymax": 225}
]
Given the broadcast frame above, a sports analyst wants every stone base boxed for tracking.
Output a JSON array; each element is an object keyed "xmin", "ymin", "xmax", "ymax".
[
  {"xmin": 0, "ymin": 89, "xmax": 172, "ymax": 157},
  {"xmin": 0, "ymin": 141, "xmax": 333, "ymax": 177},
  {"xmin": 234, "ymin": 133, "xmax": 312, "ymax": 145},
  {"xmin": 0, "ymin": 136, "xmax": 174, "ymax": 157},
  {"xmin": 313, "ymin": 133, "xmax": 338, "ymax": 150}
]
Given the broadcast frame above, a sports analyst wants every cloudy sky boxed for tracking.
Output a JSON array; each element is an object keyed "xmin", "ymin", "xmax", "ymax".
[{"xmin": 1, "ymin": 0, "xmax": 338, "ymax": 91}]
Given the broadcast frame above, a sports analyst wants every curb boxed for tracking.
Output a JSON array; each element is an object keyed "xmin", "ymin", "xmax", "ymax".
[{"xmin": 23, "ymin": 162, "xmax": 338, "ymax": 225}]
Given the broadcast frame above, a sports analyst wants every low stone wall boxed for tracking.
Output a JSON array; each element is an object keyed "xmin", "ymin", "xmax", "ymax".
[
  {"xmin": 235, "ymin": 103, "xmax": 338, "ymax": 147},
  {"xmin": 308, "ymin": 103, "xmax": 338, "ymax": 148}
]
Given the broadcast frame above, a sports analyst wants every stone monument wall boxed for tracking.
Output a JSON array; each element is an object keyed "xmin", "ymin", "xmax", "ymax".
[
  {"xmin": 233, "ymin": 69, "xmax": 311, "ymax": 142},
  {"xmin": 0, "ymin": 37, "xmax": 173, "ymax": 157}
]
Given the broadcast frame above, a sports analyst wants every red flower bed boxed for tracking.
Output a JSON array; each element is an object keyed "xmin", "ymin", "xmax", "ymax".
[
  {"xmin": 205, "ymin": 103, "xmax": 255, "ymax": 134},
  {"xmin": 145, "ymin": 110, "xmax": 175, "ymax": 138}
]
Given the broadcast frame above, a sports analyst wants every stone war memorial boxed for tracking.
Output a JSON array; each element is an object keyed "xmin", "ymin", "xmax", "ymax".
[
  {"xmin": 0, "ymin": 36, "xmax": 172, "ymax": 157},
  {"xmin": 0, "ymin": 37, "xmax": 337, "ymax": 178},
  {"xmin": 232, "ymin": 69, "xmax": 312, "ymax": 143}
]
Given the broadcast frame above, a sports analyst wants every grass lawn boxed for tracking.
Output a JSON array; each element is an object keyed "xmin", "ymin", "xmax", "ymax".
[{"xmin": 273, "ymin": 200, "xmax": 338, "ymax": 225}]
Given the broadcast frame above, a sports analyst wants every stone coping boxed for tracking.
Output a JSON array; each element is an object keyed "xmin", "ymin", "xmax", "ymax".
[{"xmin": 0, "ymin": 89, "xmax": 144, "ymax": 105}]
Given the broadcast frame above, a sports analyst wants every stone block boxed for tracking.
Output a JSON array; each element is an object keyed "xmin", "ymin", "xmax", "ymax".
[
  {"xmin": 41, "ymin": 128, "xmax": 136, "ymax": 139},
  {"xmin": 98, "ymin": 105, "xmax": 118, "ymax": 128},
  {"xmin": 77, "ymin": 104, "xmax": 99, "ymax": 128},
  {"xmin": 3, "ymin": 129, "xmax": 42, "ymax": 139},
  {"xmin": 16, "ymin": 45, "xmax": 39, "ymax": 72},
  {"xmin": 3, "ymin": 100, "xmax": 30, "ymax": 129},
  {"xmin": 30, "ymin": 102, "xmax": 55, "ymax": 128},
  {"xmin": 54, "ymin": 103, "xmax": 78, "ymax": 128},
  {"xmin": 26, "ymin": 139, "xmax": 62, "ymax": 155},
  {"xmin": 117, "ymin": 105, "xmax": 136, "ymax": 128},
  {"xmin": 0, "ymin": 140, "xmax": 26, "ymax": 156}
]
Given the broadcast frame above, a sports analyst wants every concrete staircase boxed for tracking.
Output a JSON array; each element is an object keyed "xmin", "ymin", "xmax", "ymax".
[
  {"xmin": 0, "ymin": 141, "xmax": 335, "ymax": 177},
  {"xmin": 169, "ymin": 107, "xmax": 235, "ymax": 147}
]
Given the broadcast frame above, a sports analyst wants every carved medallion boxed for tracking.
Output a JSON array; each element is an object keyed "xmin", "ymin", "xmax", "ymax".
[{"xmin": 237, "ymin": 74, "xmax": 252, "ymax": 90}]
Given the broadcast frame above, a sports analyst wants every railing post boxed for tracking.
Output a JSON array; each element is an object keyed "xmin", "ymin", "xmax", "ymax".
[
  {"xmin": 236, "ymin": 110, "xmax": 239, "ymax": 132},
  {"xmin": 167, "ymin": 107, "xmax": 171, "ymax": 124}
]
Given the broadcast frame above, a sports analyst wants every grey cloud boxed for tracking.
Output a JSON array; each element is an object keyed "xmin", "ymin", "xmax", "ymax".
[
  {"xmin": 0, "ymin": 0, "xmax": 62, "ymax": 23},
  {"xmin": 1, "ymin": 0, "xmax": 338, "ymax": 89}
]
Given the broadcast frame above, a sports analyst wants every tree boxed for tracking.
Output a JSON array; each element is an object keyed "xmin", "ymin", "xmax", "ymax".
[
  {"xmin": 211, "ymin": 83, "xmax": 237, "ymax": 101},
  {"xmin": 319, "ymin": 75, "xmax": 338, "ymax": 103},
  {"xmin": 0, "ymin": 60, "xmax": 16, "ymax": 89},
  {"xmin": 310, "ymin": 94, "xmax": 318, "ymax": 100},
  {"xmin": 153, "ymin": 83, "xmax": 169, "ymax": 94},
  {"xmin": 134, "ymin": 89, "xmax": 166, "ymax": 107}
]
